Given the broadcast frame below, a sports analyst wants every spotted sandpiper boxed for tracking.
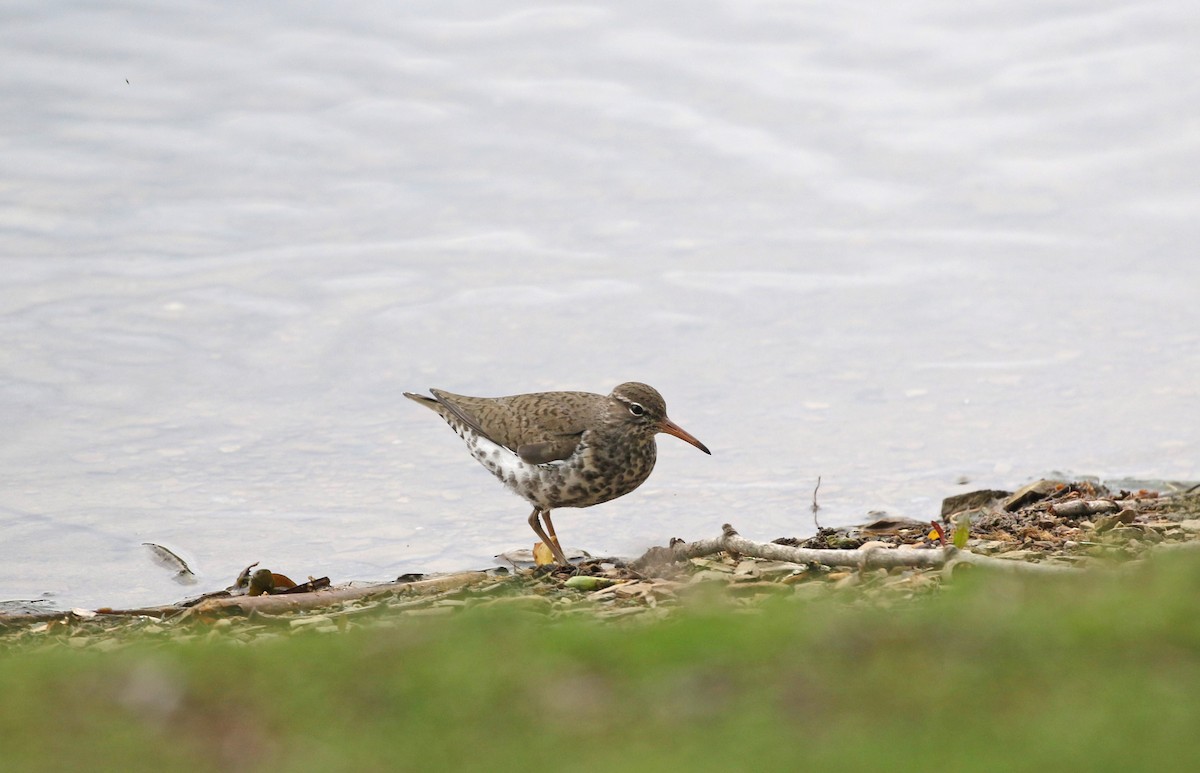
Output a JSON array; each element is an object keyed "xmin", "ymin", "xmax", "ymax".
[{"xmin": 404, "ymin": 382, "xmax": 711, "ymax": 565}]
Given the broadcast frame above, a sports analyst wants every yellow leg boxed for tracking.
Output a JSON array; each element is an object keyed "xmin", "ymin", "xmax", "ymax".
[{"xmin": 527, "ymin": 507, "xmax": 569, "ymax": 565}]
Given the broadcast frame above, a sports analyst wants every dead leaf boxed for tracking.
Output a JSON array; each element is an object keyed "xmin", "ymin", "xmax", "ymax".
[
  {"xmin": 143, "ymin": 543, "xmax": 198, "ymax": 585},
  {"xmin": 277, "ymin": 577, "xmax": 332, "ymax": 594},
  {"xmin": 533, "ymin": 541, "xmax": 555, "ymax": 566},
  {"xmin": 271, "ymin": 573, "xmax": 297, "ymax": 590}
]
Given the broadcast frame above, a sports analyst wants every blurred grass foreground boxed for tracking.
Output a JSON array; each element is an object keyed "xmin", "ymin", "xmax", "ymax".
[{"xmin": 4, "ymin": 552, "xmax": 1200, "ymax": 772}]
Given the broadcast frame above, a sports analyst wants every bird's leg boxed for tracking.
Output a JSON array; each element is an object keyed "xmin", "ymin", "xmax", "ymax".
[
  {"xmin": 541, "ymin": 510, "xmax": 565, "ymax": 559},
  {"xmin": 528, "ymin": 507, "xmax": 569, "ymax": 565}
]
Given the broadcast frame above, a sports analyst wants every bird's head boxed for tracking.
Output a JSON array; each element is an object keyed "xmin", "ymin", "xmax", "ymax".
[{"xmin": 609, "ymin": 382, "xmax": 711, "ymax": 455}]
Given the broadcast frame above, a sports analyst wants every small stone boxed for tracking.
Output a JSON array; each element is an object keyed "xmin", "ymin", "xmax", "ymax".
[
  {"xmin": 733, "ymin": 560, "xmax": 761, "ymax": 577},
  {"xmin": 613, "ymin": 582, "xmax": 657, "ymax": 599},
  {"xmin": 1004, "ymin": 480, "xmax": 1065, "ymax": 511},
  {"xmin": 1095, "ymin": 508, "xmax": 1138, "ymax": 533},
  {"xmin": 751, "ymin": 561, "xmax": 806, "ymax": 579},
  {"xmin": 688, "ymin": 558, "xmax": 734, "ymax": 573},
  {"xmin": 1139, "ymin": 527, "xmax": 1164, "ymax": 543},
  {"xmin": 1053, "ymin": 499, "xmax": 1120, "ymax": 518},
  {"xmin": 941, "ymin": 489, "xmax": 1010, "ymax": 518},
  {"xmin": 994, "ymin": 549, "xmax": 1040, "ymax": 561}
]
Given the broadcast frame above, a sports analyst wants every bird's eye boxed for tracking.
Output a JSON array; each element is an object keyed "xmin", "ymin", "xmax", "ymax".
[{"xmin": 628, "ymin": 402, "xmax": 645, "ymax": 416}]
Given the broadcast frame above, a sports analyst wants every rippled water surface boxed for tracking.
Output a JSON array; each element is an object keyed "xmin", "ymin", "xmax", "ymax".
[{"xmin": 3, "ymin": 1, "xmax": 1198, "ymax": 609}]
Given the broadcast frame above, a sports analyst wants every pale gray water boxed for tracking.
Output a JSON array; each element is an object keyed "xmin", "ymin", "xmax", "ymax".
[{"xmin": 2, "ymin": 1, "xmax": 1198, "ymax": 610}]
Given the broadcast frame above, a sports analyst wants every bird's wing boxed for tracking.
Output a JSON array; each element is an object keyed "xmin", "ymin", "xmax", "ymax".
[
  {"xmin": 427, "ymin": 389, "xmax": 588, "ymax": 463},
  {"xmin": 516, "ymin": 435, "xmax": 584, "ymax": 464},
  {"xmin": 506, "ymin": 392, "xmax": 588, "ymax": 463}
]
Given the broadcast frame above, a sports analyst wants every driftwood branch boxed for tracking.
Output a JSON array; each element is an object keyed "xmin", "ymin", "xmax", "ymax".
[
  {"xmin": 189, "ymin": 572, "xmax": 490, "ymax": 616},
  {"xmin": 1, "ymin": 572, "xmax": 494, "ymax": 627},
  {"xmin": 635, "ymin": 524, "xmax": 1077, "ymax": 576}
]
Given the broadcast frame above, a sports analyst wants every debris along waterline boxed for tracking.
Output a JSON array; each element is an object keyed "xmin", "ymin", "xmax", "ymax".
[{"xmin": 2, "ymin": 480, "xmax": 1199, "ymax": 646}]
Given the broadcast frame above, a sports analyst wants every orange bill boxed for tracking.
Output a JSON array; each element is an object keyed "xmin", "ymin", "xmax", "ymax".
[{"xmin": 657, "ymin": 418, "xmax": 711, "ymax": 455}]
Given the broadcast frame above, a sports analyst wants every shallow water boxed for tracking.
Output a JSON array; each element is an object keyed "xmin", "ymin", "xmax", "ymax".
[{"xmin": 2, "ymin": 1, "xmax": 1198, "ymax": 609}]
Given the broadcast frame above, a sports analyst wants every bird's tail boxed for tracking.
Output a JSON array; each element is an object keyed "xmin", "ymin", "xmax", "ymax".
[{"xmin": 403, "ymin": 391, "xmax": 440, "ymax": 411}]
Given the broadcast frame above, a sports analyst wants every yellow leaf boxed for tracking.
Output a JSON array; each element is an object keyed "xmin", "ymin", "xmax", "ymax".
[{"xmin": 533, "ymin": 541, "xmax": 555, "ymax": 566}]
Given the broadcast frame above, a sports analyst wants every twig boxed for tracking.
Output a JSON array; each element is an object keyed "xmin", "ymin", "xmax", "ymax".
[{"xmin": 634, "ymin": 524, "xmax": 1077, "ymax": 575}]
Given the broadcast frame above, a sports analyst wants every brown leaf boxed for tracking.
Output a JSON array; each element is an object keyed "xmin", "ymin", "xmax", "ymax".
[{"xmin": 270, "ymin": 573, "xmax": 297, "ymax": 590}]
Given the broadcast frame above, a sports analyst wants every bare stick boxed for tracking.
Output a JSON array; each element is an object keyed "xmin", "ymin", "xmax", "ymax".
[
  {"xmin": 811, "ymin": 476, "xmax": 822, "ymax": 529},
  {"xmin": 635, "ymin": 524, "xmax": 1077, "ymax": 575}
]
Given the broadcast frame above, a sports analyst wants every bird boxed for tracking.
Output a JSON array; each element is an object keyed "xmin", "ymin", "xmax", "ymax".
[{"xmin": 403, "ymin": 382, "xmax": 711, "ymax": 565}]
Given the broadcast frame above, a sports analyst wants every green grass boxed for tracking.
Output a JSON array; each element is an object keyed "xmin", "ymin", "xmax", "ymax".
[{"xmin": 5, "ymin": 554, "xmax": 1200, "ymax": 772}]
